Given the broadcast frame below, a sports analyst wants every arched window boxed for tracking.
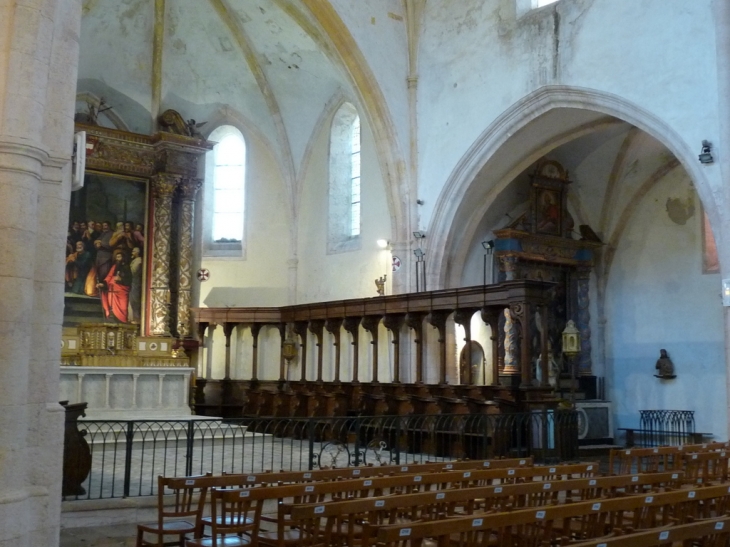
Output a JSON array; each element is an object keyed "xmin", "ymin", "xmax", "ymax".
[
  {"xmin": 535, "ymin": 0, "xmax": 558, "ymax": 7},
  {"xmin": 328, "ymin": 102, "xmax": 362, "ymax": 252},
  {"xmin": 204, "ymin": 125, "xmax": 246, "ymax": 256}
]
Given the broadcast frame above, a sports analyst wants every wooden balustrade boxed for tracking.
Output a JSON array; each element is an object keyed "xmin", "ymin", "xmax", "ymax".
[{"xmin": 191, "ymin": 281, "xmax": 555, "ymax": 416}]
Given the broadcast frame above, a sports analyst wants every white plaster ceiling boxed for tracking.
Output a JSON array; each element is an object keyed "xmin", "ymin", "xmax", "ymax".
[{"xmin": 78, "ymin": 0, "xmax": 354, "ymax": 172}]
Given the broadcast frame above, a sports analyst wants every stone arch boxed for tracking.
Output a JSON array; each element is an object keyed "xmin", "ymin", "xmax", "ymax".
[{"xmin": 427, "ymin": 85, "xmax": 719, "ymax": 290}]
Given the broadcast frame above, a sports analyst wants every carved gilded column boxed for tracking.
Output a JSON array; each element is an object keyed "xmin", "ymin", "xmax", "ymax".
[
  {"xmin": 176, "ymin": 177, "xmax": 202, "ymax": 338},
  {"xmin": 150, "ymin": 174, "xmax": 180, "ymax": 335}
]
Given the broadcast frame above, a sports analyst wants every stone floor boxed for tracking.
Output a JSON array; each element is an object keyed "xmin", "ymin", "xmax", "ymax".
[{"xmin": 60, "ymin": 524, "xmax": 138, "ymax": 547}]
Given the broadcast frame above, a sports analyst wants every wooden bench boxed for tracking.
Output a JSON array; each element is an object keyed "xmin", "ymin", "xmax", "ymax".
[
  {"xmin": 567, "ymin": 515, "xmax": 730, "ymax": 547},
  {"xmin": 373, "ymin": 484, "xmax": 730, "ymax": 546},
  {"xmin": 286, "ymin": 472, "xmax": 684, "ymax": 546}
]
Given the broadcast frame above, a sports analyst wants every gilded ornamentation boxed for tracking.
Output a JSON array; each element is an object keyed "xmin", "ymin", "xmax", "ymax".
[
  {"xmin": 176, "ymin": 178, "xmax": 201, "ymax": 338},
  {"xmin": 522, "ymin": 241, "xmax": 576, "ymax": 260},
  {"xmin": 155, "ymin": 149, "xmax": 199, "ymax": 177},
  {"xmin": 85, "ymin": 139, "xmax": 156, "ymax": 176},
  {"xmin": 150, "ymin": 174, "xmax": 179, "ymax": 336}
]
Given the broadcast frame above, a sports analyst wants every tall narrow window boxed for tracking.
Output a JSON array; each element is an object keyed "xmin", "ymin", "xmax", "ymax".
[
  {"xmin": 204, "ymin": 125, "xmax": 246, "ymax": 256},
  {"xmin": 328, "ymin": 102, "xmax": 362, "ymax": 253},
  {"xmin": 535, "ymin": 0, "xmax": 558, "ymax": 7},
  {"xmin": 350, "ymin": 115, "xmax": 361, "ymax": 237}
]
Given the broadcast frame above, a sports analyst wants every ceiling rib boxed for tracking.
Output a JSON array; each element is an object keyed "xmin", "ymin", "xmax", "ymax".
[{"xmin": 208, "ymin": 0, "xmax": 297, "ymax": 217}]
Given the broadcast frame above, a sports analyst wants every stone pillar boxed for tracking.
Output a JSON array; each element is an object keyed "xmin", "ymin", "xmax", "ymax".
[
  {"xmin": 576, "ymin": 267, "xmax": 593, "ymax": 375},
  {"xmin": 0, "ymin": 1, "xmax": 82, "ymax": 546},
  {"xmin": 149, "ymin": 174, "xmax": 180, "ymax": 336},
  {"xmin": 176, "ymin": 178, "xmax": 202, "ymax": 338}
]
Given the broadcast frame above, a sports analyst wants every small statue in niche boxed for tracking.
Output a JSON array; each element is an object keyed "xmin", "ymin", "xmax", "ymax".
[{"xmin": 654, "ymin": 348, "xmax": 676, "ymax": 379}]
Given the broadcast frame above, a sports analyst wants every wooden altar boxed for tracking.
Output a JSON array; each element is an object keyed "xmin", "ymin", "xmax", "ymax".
[{"xmin": 494, "ymin": 160, "xmax": 602, "ymax": 396}]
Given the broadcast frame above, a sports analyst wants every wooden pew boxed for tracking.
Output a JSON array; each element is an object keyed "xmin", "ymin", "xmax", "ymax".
[
  {"xmin": 286, "ymin": 472, "xmax": 684, "ymax": 547},
  {"xmin": 567, "ymin": 516, "xmax": 730, "ymax": 547},
  {"xmin": 198, "ymin": 456, "xmax": 535, "ymax": 488},
  {"xmin": 373, "ymin": 484, "xmax": 730, "ymax": 547}
]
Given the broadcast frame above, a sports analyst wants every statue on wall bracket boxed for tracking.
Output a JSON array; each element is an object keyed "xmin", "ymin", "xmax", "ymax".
[{"xmin": 654, "ymin": 348, "xmax": 676, "ymax": 379}]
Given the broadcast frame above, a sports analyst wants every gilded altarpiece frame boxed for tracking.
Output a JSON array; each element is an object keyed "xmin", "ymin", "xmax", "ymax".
[{"xmin": 63, "ymin": 122, "xmax": 212, "ymax": 359}]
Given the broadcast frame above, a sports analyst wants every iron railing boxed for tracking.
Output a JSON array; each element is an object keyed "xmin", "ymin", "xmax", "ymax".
[
  {"xmin": 64, "ymin": 410, "xmax": 578, "ymax": 500},
  {"xmin": 638, "ymin": 410, "xmax": 697, "ymax": 447}
]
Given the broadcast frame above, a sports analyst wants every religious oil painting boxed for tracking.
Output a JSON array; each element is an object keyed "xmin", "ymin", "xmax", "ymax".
[
  {"xmin": 535, "ymin": 188, "xmax": 562, "ymax": 235},
  {"xmin": 64, "ymin": 173, "xmax": 148, "ymax": 328}
]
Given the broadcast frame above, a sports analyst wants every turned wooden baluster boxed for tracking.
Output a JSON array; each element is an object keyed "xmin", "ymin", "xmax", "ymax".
[
  {"xmin": 343, "ymin": 317, "xmax": 361, "ymax": 383},
  {"xmin": 276, "ymin": 323, "xmax": 286, "ymax": 382},
  {"xmin": 480, "ymin": 308, "xmax": 500, "ymax": 387},
  {"xmin": 361, "ymin": 315, "xmax": 382, "ymax": 383},
  {"xmin": 309, "ymin": 320, "xmax": 325, "ymax": 382},
  {"xmin": 405, "ymin": 312, "xmax": 426, "ymax": 384},
  {"xmin": 293, "ymin": 321, "xmax": 309, "ymax": 382},
  {"xmin": 250, "ymin": 323, "xmax": 262, "ymax": 383},
  {"xmin": 510, "ymin": 302, "xmax": 533, "ymax": 388},
  {"xmin": 453, "ymin": 308, "xmax": 477, "ymax": 385},
  {"xmin": 428, "ymin": 310, "xmax": 449, "ymax": 385},
  {"xmin": 196, "ymin": 321, "xmax": 209, "ymax": 377},
  {"xmin": 383, "ymin": 314, "xmax": 405, "ymax": 383},
  {"xmin": 325, "ymin": 318, "xmax": 343, "ymax": 382},
  {"xmin": 222, "ymin": 322, "xmax": 236, "ymax": 380}
]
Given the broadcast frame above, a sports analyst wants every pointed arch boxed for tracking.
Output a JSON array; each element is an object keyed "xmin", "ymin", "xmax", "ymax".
[{"xmin": 427, "ymin": 85, "xmax": 718, "ymax": 289}]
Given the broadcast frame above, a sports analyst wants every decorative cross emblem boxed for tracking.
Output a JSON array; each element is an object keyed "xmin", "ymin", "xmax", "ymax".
[{"xmin": 197, "ymin": 268, "xmax": 210, "ymax": 281}]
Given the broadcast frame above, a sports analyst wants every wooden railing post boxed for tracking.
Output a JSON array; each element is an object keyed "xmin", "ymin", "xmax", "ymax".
[
  {"xmin": 343, "ymin": 317, "xmax": 361, "ymax": 383},
  {"xmin": 325, "ymin": 318, "xmax": 343, "ymax": 382},
  {"xmin": 361, "ymin": 315, "xmax": 382, "ymax": 383},
  {"xmin": 405, "ymin": 312, "xmax": 425, "ymax": 383},
  {"xmin": 309, "ymin": 320, "xmax": 325, "ymax": 382},
  {"xmin": 428, "ymin": 310, "xmax": 449, "ymax": 385},
  {"xmin": 383, "ymin": 314, "xmax": 405, "ymax": 383}
]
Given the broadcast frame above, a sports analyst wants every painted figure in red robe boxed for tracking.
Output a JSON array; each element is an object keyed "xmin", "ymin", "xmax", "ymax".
[{"xmin": 97, "ymin": 249, "xmax": 132, "ymax": 323}]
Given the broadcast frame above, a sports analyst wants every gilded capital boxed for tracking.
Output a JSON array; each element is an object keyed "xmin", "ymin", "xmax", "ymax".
[
  {"xmin": 151, "ymin": 174, "xmax": 180, "ymax": 198},
  {"xmin": 179, "ymin": 177, "xmax": 203, "ymax": 200}
]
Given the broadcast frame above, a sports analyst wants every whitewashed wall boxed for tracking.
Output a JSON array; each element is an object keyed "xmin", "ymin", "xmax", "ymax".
[{"xmin": 606, "ymin": 177, "xmax": 726, "ymax": 438}]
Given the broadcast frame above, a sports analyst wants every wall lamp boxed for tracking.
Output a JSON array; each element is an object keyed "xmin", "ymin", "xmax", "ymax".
[
  {"xmin": 482, "ymin": 240, "xmax": 495, "ymax": 253},
  {"xmin": 377, "ymin": 239, "xmax": 389, "ymax": 249},
  {"xmin": 413, "ymin": 248, "xmax": 425, "ymax": 258},
  {"xmin": 699, "ymin": 140, "xmax": 714, "ymax": 164},
  {"xmin": 413, "ymin": 231, "xmax": 426, "ymax": 239}
]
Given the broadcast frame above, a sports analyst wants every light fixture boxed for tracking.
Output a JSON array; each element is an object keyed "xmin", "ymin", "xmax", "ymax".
[
  {"xmin": 377, "ymin": 239, "xmax": 389, "ymax": 249},
  {"xmin": 699, "ymin": 140, "xmax": 714, "ymax": 164},
  {"xmin": 413, "ymin": 248, "xmax": 425, "ymax": 258},
  {"xmin": 413, "ymin": 231, "xmax": 425, "ymax": 239},
  {"xmin": 561, "ymin": 320, "xmax": 581, "ymax": 357},
  {"xmin": 482, "ymin": 240, "xmax": 494, "ymax": 252}
]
